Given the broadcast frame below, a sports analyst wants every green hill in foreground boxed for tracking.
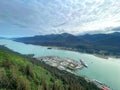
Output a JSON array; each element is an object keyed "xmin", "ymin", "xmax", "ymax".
[{"xmin": 0, "ymin": 46, "xmax": 100, "ymax": 90}]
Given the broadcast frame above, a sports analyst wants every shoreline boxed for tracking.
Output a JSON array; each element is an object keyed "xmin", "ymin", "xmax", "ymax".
[
  {"xmin": 45, "ymin": 46, "xmax": 120, "ymax": 60},
  {"xmin": 37, "ymin": 56, "xmax": 84, "ymax": 75},
  {"xmin": 11, "ymin": 40, "xmax": 120, "ymax": 59},
  {"xmin": 36, "ymin": 55, "xmax": 110, "ymax": 90},
  {"xmin": 0, "ymin": 43, "xmax": 111, "ymax": 89}
]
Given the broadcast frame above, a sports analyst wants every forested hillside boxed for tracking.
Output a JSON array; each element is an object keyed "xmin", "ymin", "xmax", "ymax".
[
  {"xmin": 14, "ymin": 32, "xmax": 120, "ymax": 57},
  {"xmin": 0, "ymin": 46, "xmax": 100, "ymax": 90}
]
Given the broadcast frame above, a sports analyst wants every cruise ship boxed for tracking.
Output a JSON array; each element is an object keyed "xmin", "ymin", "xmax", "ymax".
[{"xmin": 80, "ymin": 59, "xmax": 88, "ymax": 68}]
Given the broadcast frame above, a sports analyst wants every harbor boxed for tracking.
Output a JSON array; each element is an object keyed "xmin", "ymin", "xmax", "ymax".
[
  {"xmin": 38, "ymin": 56, "xmax": 85, "ymax": 74},
  {"xmin": 38, "ymin": 56, "xmax": 110, "ymax": 90}
]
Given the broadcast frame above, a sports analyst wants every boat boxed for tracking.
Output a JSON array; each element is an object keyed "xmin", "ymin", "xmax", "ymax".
[
  {"xmin": 47, "ymin": 47, "xmax": 52, "ymax": 49},
  {"xmin": 80, "ymin": 59, "xmax": 88, "ymax": 68},
  {"xmin": 93, "ymin": 79, "xmax": 111, "ymax": 90}
]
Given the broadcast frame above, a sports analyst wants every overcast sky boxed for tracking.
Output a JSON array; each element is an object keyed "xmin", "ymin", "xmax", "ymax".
[{"xmin": 0, "ymin": 0, "xmax": 120, "ymax": 37}]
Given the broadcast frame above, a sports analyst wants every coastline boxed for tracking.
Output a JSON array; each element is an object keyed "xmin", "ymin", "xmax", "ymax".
[
  {"xmin": 0, "ymin": 42, "xmax": 112, "ymax": 89},
  {"xmin": 11, "ymin": 40, "xmax": 120, "ymax": 59},
  {"xmin": 45, "ymin": 46, "xmax": 120, "ymax": 60}
]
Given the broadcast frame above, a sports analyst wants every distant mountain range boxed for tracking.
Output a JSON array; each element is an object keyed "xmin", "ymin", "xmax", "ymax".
[
  {"xmin": 14, "ymin": 32, "xmax": 120, "ymax": 56},
  {"xmin": 78, "ymin": 32, "xmax": 120, "ymax": 53},
  {"xmin": 0, "ymin": 37, "xmax": 6, "ymax": 39}
]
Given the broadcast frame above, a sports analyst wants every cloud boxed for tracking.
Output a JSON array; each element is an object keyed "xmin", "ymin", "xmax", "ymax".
[
  {"xmin": 0, "ymin": 0, "xmax": 120, "ymax": 36},
  {"xmin": 109, "ymin": 26, "xmax": 120, "ymax": 33}
]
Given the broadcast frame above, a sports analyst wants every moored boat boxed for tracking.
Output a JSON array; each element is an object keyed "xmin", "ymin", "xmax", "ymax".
[{"xmin": 80, "ymin": 59, "xmax": 88, "ymax": 68}]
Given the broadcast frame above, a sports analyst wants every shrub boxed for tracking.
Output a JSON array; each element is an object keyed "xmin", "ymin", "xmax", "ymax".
[
  {"xmin": 25, "ymin": 65, "xmax": 35, "ymax": 78},
  {"xmin": 17, "ymin": 76, "xmax": 31, "ymax": 90},
  {"xmin": 0, "ymin": 68, "xmax": 9, "ymax": 88},
  {"xmin": 2, "ymin": 59, "xmax": 11, "ymax": 68}
]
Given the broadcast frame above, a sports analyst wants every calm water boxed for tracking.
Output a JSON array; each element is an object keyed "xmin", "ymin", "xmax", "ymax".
[{"xmin": 0, "ymin": 39, "xmax": 120, "ymax": 90}]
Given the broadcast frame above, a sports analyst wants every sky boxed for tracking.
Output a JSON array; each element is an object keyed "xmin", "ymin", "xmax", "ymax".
[{"xmin": 0, "ymin": 0, "xmax": 120, "ymax": 37}]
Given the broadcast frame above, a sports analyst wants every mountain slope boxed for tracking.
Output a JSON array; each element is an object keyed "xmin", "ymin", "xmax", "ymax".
[
  {"xmin": 14, "ymin": 32, "xmax": 120, "ymax": 56},
  {"xmin": 78, "ymin": 32, "xmax": 120, "ymax": 54},
  {"xmin": 0, "ymin": 46, "xmax": 100, "ymax": 90},
  {"xmin": 14, "ymin": 33, "xmax": 91, "ymax": 48},
  {"xmin": 78, "ymin": 32, "xmax": 120, "ymax": 46}
]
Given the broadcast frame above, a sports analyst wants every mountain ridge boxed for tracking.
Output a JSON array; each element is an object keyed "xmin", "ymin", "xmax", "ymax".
[{"xmin": 14, "ymin": 32, "xmax": 120, "ymax": 56}]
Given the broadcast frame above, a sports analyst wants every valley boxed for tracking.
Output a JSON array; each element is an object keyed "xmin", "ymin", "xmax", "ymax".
[{"xmin": 0, "ymin": 39, "xmax": 120, "ymax": 90}]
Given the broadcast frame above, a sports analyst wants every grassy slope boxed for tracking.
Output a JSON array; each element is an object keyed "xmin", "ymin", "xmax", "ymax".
[
  {"xmin": 0, "ymin": 47, "xmax": 100, "ymax": 90},
  {"xmin": 0, "ymin": 49, "xmax": 64, "ymax": 90}
]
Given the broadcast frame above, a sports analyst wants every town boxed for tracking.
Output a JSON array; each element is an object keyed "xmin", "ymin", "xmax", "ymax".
[
  {"xmin": 38, "ymin": 56, "xmax": 110, "ymax": 90},
  {"xmin": 38, "ymin": 56, "xmax": 84, "ymax": 74}
]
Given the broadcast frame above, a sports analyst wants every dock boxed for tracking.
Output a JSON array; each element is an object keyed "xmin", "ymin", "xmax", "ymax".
[{"xmin": 38, "ymin": 56, "xmax": 84, "ymax": 74}]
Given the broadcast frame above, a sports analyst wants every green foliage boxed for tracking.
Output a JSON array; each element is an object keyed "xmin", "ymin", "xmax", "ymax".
[
  {"xmin": 0, "ymin": 68, "xmax": 9, "ymax": 88},
  {"xmin": 25, "ymin": 65, "xmax": 35, "ymax": 78},
  {"xmin": 2, "ymin": 59, "xmax": 12, "ymax": 68},
  {"xmin": 0, "ymin": 47, "xmax": 100, "ymax": 90},
  {"xmin": 17, "ymin": 76, "xmax": 31, "ymax": 90}
]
